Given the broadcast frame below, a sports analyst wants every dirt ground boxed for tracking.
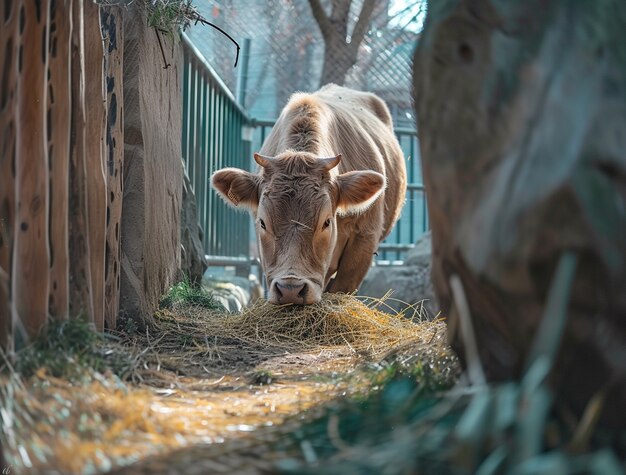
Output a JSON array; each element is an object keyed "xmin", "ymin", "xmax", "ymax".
[{"xmin": 1, "ymin": 295, "xmax": 457, "ymax": 474}]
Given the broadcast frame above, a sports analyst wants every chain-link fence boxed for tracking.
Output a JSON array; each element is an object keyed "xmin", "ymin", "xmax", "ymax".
[{"xmin": 186, "ymin": 0, "xmax": 425, "ymax": 127}]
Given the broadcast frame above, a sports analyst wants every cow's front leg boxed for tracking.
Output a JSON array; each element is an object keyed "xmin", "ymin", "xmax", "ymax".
[{"xmin": 326, "ymin": 234, "xmax": 378, "ymax": 294}]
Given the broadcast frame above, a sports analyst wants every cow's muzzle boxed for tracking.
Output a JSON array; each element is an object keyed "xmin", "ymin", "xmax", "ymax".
[{"xmin": 268, "ymin": 277, "xmax": 319, "ymax": 305}]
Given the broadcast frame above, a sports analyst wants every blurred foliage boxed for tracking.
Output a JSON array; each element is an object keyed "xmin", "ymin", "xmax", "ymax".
[
  {"xmin": 277, "ymin": 377, "xmax": 623, "ymax": 474},
  {"xmin": 275, "ymin": 254, "xmax": 624, "ymax": 474},
  {"xmin": 146, "ymin": 0, "xmax": 198, "ymax": 35}
]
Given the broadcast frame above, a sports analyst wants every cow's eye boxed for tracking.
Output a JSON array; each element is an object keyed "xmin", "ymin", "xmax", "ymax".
[
  {"xmin": 259, "ymin": 219, "xmax": 266, "ymax": 230},
  {"xmin": 323, "ymin": 218, "xmax": 331, "ymax": 230}
]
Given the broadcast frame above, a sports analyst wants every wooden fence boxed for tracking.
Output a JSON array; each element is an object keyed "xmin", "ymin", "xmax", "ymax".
[{"xmin": 0, "ymin": 0, "xmax": 124, "ymax": 352}]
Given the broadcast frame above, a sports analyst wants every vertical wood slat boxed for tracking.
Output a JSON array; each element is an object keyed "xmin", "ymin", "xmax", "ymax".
[
  {"xmin": 2, "ymin": 0, "xmax": 117, "ymax": 348},
  {"xmin": 83, "ymin": 0, "xmax": 106, "ymax": 331},
  {"xmin": 47, "ymin": 0, "xmax": 73, "ymax": 321},
  {"xmin": 14, "ymin": 0, "xmax": 51, "ymax": 343},
  {"xmin": 0, "ymin": 0, "xmax": 20, "ymax": 352},
  {"xmin": 68, "ymin": 0, "xmax": 94, "ymax": 322},
  {"xmin": 101, "ymin": 6, "xmax": 123, "ymax": 330}
]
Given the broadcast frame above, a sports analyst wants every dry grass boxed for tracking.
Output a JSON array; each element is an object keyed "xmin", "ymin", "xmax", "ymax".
[
  {"xmin": 0, "ymin": 293, "xmax": 457, "ymax": 474},
  {"xmin": 151, "ymin": 292, "xmax": 440, "ymax": 360}
]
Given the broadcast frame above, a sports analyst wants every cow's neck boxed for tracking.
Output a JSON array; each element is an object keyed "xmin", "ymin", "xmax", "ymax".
[
  {"xmin": 282, "ymin": 104, "xmax": 331, "ymax": 156},
  {"xmin": 284, "ymin": 132, "xmax": 321, "ymax": 155}
]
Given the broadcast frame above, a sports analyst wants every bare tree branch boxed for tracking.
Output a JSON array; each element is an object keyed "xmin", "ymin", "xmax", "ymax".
[
  {"xmin": 350, "ymin": 0, "xmax": 377, "ymax": 54},
  {"xmin": 307, "ymin": 0, "xmax": 334, "ymax": 39}
]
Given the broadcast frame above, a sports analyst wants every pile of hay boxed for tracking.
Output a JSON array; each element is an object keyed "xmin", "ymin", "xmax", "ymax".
[{"xmin": 154, "ymin": 292, "xmax": 442, "ymax": 361}]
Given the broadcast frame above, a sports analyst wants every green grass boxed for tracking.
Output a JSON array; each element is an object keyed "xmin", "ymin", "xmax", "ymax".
[
  {"xmin": 2, "ymin": 281, "xmax": 219, "ymax": 381},
  {"xmin": 7, "ymin": 318, "xmax": 132, "ymax": 380},
  {"xmin": 249, "ymin": 369, "xmax": 276, "ymax": 386},
  {"xmin": 159, "ymin": 279, "xmax": 223, "ymax": 310},
  {"xmin": 276, "ymin": 373, "xmax": 623, "ymax": 475}
]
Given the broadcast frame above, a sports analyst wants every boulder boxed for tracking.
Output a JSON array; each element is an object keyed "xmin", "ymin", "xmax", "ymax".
[
  {"xmin": 360, "ymin": 232, "xmax": 438, "ymax": 318},
  {"xmin": 202, "ymin": 270, "xmax": 264, "ymax": 312}
]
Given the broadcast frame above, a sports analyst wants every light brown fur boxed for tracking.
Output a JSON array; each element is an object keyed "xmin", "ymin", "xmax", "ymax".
[{"xmin": 212, "ymin": 84, "xmax": 407, "ymax": 304}]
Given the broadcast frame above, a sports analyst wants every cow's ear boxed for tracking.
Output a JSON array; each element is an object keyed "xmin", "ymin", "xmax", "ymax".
[
  {"xmin": 211, "ymin": 168, "xmax": 260, "ymax": 210},
  {"xmin": 335, "ymin": 171, "xmax": 385, "ymax": 216}
]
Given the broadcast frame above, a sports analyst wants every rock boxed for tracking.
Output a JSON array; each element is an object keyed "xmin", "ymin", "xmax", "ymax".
[
  {"xmin": 180, "ymin": 169, "xmax": 207, "ymax": 284},
  {"xmin": 119, "ymin": 11, "xmax": 183, "ymax": 329},
  {"xmin": 202, "ymin": 269, "xmax": 264, "ymax": 312},
  {"xmin": 360, "ymin": 232, "xmax": 438, "ymax": 318},
  {"xmin": 403, "ymin": 231, "xmax": 433, "ymax": 268}
]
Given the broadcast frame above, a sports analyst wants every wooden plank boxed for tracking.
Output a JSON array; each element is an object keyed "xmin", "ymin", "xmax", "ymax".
[
  {"xmin": 68, "ymin": 0, "xmax": 94, "ymax": 322},
  {"xmin": 47, "ymin": 0, "xmax": 73, "ymax": 321},
  {"xmin": 13, "ymin": 0, "xmax": 51, "ymax": 343},
  {"xmin": 0, "ymin": 0, "xmax": 20, "ymax": 352},
  {"xmin": 101, "ymin": 5, "xmax": 124, "ymax": 330},
  {"xmin": 83, "ymin": 0, "xmax": 106, "ymax": 331}
]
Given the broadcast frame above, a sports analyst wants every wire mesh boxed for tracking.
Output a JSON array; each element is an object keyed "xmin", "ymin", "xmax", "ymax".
[{"xmin": 186, "ymin": 0, "xmax": 425, "ymax": 127}]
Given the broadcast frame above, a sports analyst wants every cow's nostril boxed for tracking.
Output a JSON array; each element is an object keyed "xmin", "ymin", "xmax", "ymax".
[
  {"xmin": 273, "ymin": 283, "xmax": 283, "ymax": 298},
  {"xmin": 298, "ymin": 283, "xmax": 308, "ymax": 298}
]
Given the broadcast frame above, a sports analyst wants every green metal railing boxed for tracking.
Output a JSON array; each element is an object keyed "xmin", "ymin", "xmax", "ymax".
[
  {"xmin": 182, "ymin": 34, "xmax": 251, "ymax": 262},
  {"xmin": 378, "ymin": 126, "xmax": 429, "ymax": 262},
  {"xmin": 253, "ymin": 121, "xmax": 428, "ymax": 263}
]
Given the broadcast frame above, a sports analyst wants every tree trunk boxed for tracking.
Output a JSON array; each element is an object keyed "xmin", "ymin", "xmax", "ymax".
[
  {"xmin": 84, "ymin": 1, "xmax": 107, "ymax": 331},
  {"xmin": 320, "ymin": 35, "xmax": 358, "ymax": 86},
  {"xmin": 68, "ymin": 0, "xmax": 94, "ymax": 322},
  {"xmin": 0, "ymin": 0, "xmax": 20, "ymax": 352},
  {"xmin": 120, "ymin": 11, "xmax": 183, "ymax": 329},
  {"xmin": 308, "ymin": 0, "xmax": 377, "ymax": 87},
  {"xmin": 414, "ymin": 0, "xmax": 626, "ymax": 428}
]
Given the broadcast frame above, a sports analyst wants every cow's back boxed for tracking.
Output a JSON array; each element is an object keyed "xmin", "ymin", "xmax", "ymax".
[{"xmin": 315, "ymin": 85, "xmax": 406, "ymax": 240}]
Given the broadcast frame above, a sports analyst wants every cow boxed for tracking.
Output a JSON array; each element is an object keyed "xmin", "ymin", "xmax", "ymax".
[{"xmin": 211, "ymin": 84, "xmax": 407, "ymax": 305}]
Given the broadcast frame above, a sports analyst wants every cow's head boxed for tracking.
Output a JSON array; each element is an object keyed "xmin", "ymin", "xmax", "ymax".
[{"xmin": 211, "ymin": 151, "xmax": 385, "ymax": 305}]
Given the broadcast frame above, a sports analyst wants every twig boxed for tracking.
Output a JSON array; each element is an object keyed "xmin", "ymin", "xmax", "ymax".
[
  {"xmin": 449, "ymin": 274, "xmax": 486, "ymax": 386},
  {"xmin": 570, "ymin": 388, "xmax": 606, "ymax": 452},
  {"xmin": 194, "ymin": 17, "xmax": 241, "ymax": 67},
  {"xmin": 154, "ymin": 28, "xmax": 171, "ymax": 69},
  {"xmin": 428, "ymin": 328, "xmax": 437, "ymax": 344},
  {"xmin": 290, "ymin": 219, "xmax": 313, "ymax": 230}
]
